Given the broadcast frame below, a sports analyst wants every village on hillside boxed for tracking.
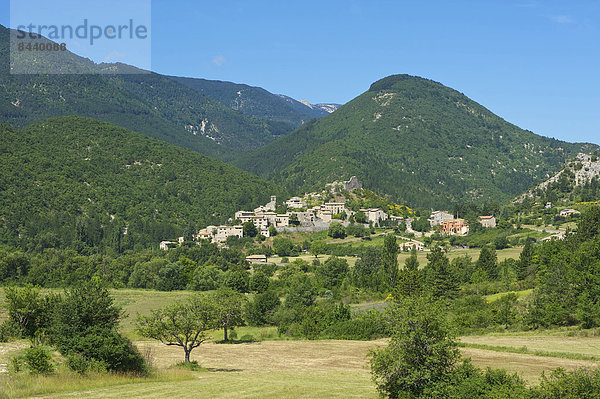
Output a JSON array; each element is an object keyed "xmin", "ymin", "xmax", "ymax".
[{"xmin": 159, "ymin": 177, "xmax": 500, "ymax": 251}]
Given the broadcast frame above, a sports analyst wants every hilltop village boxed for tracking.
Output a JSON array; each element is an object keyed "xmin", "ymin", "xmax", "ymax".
[{"xmin": 159, "ymin": 177, "xmax": 500, "ymax": 250}]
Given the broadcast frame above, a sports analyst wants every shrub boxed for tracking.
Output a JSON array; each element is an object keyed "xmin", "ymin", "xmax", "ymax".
[
  {"xmin": 239, "ymin": 334, "xmax": 256, "ymax": 342},
  {"xmin": 187, "ymin": 264, "xmax": 223, "ymax": 291},
  {"xmin": 0, "ymin": 319, "xmax": 20, "ymax": 342},
  {"xmin": 175, "ymin": 360, "xmax": 205, "ymax": 371},
  {"xmin": 11, "ymin": 346, "xmax": 54, "ymax": 374},
  {"xmin": 253, "ymin": 263, "xmax": 277, "ymax": 277},
  {"xmin": 66, "ymin": 353, "xmax": 108, "ymax": 374},
  {"xmin": 62, "ymin": 328, "xmax": 147, "ymax": 374},
  {"xmin": 249, "ymin": 271, "xmax": 270, "ymax": 293},
  {"xmin": 66, "ymin": 353, "xmax": 89, "ymax": 374},
  {"xmin": 321, "ymin": 318, "xmax": 386, "ymax": 340},
  {"xmin": 533, "ymin": 368, "xmax": 600, "ymax": 398}
]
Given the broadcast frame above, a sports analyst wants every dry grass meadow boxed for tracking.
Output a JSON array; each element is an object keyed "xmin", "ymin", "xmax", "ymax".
[{"xmin": 2, "ymin": 334, "xmax": 600, "ymax": 397}]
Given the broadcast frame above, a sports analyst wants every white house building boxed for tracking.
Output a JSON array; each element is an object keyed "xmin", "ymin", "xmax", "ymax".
[{"xmin": 428, "ymin": 211, "xmax": 454, "ymax": 227}]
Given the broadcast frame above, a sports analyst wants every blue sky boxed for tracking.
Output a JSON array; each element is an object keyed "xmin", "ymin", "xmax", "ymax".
[{"xmin": 2, "ymin": 0, "xmax": 599, "ymax": 144}]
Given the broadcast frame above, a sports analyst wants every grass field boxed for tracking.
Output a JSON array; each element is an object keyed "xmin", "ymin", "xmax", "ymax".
[
  {"xmin": 0, "ymin": 288, "xmax": 197, "ymax": 336},
  {"xmin": 267, "ymin": 246, "xmax": 524, "ymax": 270},
  {"xmin": 3, "ymin": 334, "xmax": 599, "ymax": 398},
  {"xmin": 485, "ymin": 289, "xmax": 534, "ymax": 303}
]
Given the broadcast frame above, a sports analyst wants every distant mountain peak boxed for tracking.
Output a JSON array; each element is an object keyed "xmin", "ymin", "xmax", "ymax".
[{"xmin": 275, "ymin": 94, "xmax": 340, "ymax": 115}]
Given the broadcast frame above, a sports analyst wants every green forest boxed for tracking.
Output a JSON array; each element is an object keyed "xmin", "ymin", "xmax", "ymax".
[{"xmin": 0, "ymin": 116, "xmax": 282, "ymax": 254}]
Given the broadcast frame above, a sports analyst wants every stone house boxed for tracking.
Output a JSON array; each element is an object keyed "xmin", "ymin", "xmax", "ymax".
[
  {"xmin": 478, "ymin": 215, "xmax": 497, "ymax": 228},
  {"xmin": 286, "ymin": 197, "xmax": 306, "ymax": 209},
  {"xmin": 360, "ymin": 208, "xmax": 388, "ymax": 224},
  {"xmin": 428, "ymin": 211, "xmax": 454, "ymax": 227},
  {"xmin": 441, "ymin": 219, "xmax": 469, "ymax": 235},
  {"xmin": 560, "ymin": 209, "xmax": 581, "ymax": 217},
  {"xmin": 214, "ymin": 225, "xmax": 243, "ymax": 243},
  {"xmin": 399, "ymin": 240, "xmax": 425, "ymax": 251},
  {"xmin": 245, "ymin": 254, "xmax": 267, "ymax": 264}
]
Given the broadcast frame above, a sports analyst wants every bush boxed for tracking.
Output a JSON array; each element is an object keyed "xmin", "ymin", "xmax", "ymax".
[
  {"xmin": 61, "ymin": 328, "xmax": 146, "ymax": 373},
  {"xmin": 187, "ymin": 264, "xmax": 222, "ymax": 291},
  {"xmin": 66, "ymin": 353, "xmax": 89, "ymax": 374},
  {"xmin": 328, "ymin": 222, "xmax": 347, "ymax": 239},
  {"xmin": 11, "ymin": 346, "xmax": 54, "ymax": 374},
  {"xmin": 533, "ymin": 368, "xmax": 600, "ymax": 398},
  {"xmin": 321, "ymin": 318, "xmax": 386, "ymax": 340},
  {"xmin": 66, "ymin": 353, "xmax": 108, "ymax": 374},
  {"xmin": 253, "ymin": 263, "xmax": 277, "ymax": 277},
  {"xmin": 175, "ymin": 360, "xmax": 205, "ymax": 371},
  {"xmin": 239, "ymin": 334, "xmax": 256, "ymax": 342},
  {"xmin": 0, "ymin": 319, "xmax": 20, "ymax": 342}
]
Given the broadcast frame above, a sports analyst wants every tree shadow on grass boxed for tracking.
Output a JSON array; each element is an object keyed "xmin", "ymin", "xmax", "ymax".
[{"xmin": 206, "ymin": 367, "xmax": 243, "ymax": 373}]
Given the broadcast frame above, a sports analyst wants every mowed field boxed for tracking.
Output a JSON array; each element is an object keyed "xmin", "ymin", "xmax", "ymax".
[
  {"xmin": 2, "ymin": 335, "xmax": 600, "ymax": 398},
  {"xmin": 267, "ymin": 246, "xmax": 524, "ymax": 269}
]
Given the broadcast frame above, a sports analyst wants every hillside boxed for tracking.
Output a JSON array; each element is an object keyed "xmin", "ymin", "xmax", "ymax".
[
  {"xmin": 0, "ymin": 26, "xmax": 292, "ymax": 160},
  {"xmin": 0, "ymin": 116, "xmax": 282, "ymax": 253},
  {"xmin": 169, "ymin": 76, "xmax": 332, "ymax": 130},
  {"xmin": 236, "ymin": 74, "xmax": 598, "ymax": 208},
  {"xmin": 515, "ymin": 152, "xmax": 600, "ymax": 204},
  {"xmin": 275, "ymin": 94, "xmax": 340, "ymax": 116}
]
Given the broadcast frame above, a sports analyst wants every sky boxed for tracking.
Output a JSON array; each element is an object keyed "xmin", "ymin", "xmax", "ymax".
[{"xmin": 2, "ymin": 0, "xmax": 599, "ymax": 145}]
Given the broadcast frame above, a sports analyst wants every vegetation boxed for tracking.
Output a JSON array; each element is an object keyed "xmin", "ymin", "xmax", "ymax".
[
  {"xmin": 0, "ymin": 25, "xmax": 294, "ymax": 159},
  {"xmin": 0, "ymin": 116, "xmax": 281, "ymax": 254},
  {"xmin": 236, "ymin": 74, "xmax": 596, "ymax": 208},
  {"xmin": 136, "ymin": 294, "xmax": 218, "ymax": 363},
  {"xmin": 169, "ymin": 76, "xmax": 329, "ymax": 130}
]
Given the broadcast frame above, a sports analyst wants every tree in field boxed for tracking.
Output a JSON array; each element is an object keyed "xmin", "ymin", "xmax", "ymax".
[
  {"xmin": 51, "ymin": 280, "xmax": 146, "ymax": 373},
  {"xmin": 5, "ymin": 285, "xmax": 59, "ymax": 338},
  {"xmin": 211, "ymin": 287, "xmax": 246, "ymax": 342},
  {"xmin": 393, "ymin": 248, "xmax": 423, "ymax": 298},
  {"xmin": 424, "ymin": 247, "xmax": 459, "ymax": 299},
  {"xmin": 370, "ymin": 296, "xmax": 460, "ymax": 398},
  {"xmin": 245, "ymin": 290, "xmax": 281, "ymax": 326},
  {"xmin": 309, "ymin": 240, "xmax": 327, "ymax": 259},
  {"xmin": 328, "ymin": 222, "xmax": 347, "ymax": 239},
  {"xmin": 272, "ymin": 237, "xmax": 295, "ymax": 257},
  {"xmin": 136, "ymin": 295, "xmax": 217, "ymax": 363},
  {"xmin": 352, "ymin": 247, "xmax": 383, "ymax": 291},
  {"xmin": 316, "ymin": 256, "xmax": 349, "ymax": 290},
  {"xmin": 517, "ymin": 239, "xmax": 534, "ymax": 280},
  {"xmin": 476, "ymin": 246, "xmax": 498, "ymax": 280},
  {"xmin": 382, "ymin": 234, "xmax": 399, "ymax": 289}
]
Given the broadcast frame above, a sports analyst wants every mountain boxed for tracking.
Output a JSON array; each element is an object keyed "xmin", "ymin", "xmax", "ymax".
[
  {"xmin": 168, "ymin": 76, "xmax": 334, "ymax": 130},
  {"xmin": 0, "ymin": 25, "xmax": 292, "ymax": 160},
  {"xmin": 275, "ymin": 94, "xmax": 340, "ymax": 117},
  {"xmin": 515, "ymin": 152, "xmax": 600, "ymax": 204},
  {"xmin": 235, "ymin": 74, "xmax": 598, "ymax": 208},
  {"xmin": 0, "ymin": 116, "xmax": 282, "ymax": 253}
]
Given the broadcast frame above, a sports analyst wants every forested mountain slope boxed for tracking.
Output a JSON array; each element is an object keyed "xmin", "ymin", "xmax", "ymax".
[
  {"xmin": 169, "ymin": 76, "xmax": 331, "ymax": 130},
  {"xmin": 0, "ymin": 116, "xmax": 281, "ymax": 253},
  {"xmin": 236, "ymin": 74, "xmax": 598, "ymax": 208},
  {"xmin": 0, "ymin": 25, "xmax": 290, "ymax": 160}
]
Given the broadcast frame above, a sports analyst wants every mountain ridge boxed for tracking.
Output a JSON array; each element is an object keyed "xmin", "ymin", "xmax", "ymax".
[
  {"xmin": 0, "ymin": 25, "xmax": 333, "ymax": 161},
  {"xmin": 235, "ymin": 74, "xmax": 598, "ymax": 208}
]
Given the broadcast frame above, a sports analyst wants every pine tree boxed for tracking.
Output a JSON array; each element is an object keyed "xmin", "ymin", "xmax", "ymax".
[
  {"xmin": 517, "ymin": 239, "xmax": 534, "ymax": 280},
  {"xmin": 425, "ymin": 247, "xmax": 459, "ymax": 298},
  {"xmin": 476, "ymin": 246, "xmax": 498, "ymax": 280},
  {"xmin": 394, "ymin": 248, "xmax": 423, "ymax": 298},
  {"xmin": 382, "ymin": 234, "xmax": 399, "ymax": 289}
]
